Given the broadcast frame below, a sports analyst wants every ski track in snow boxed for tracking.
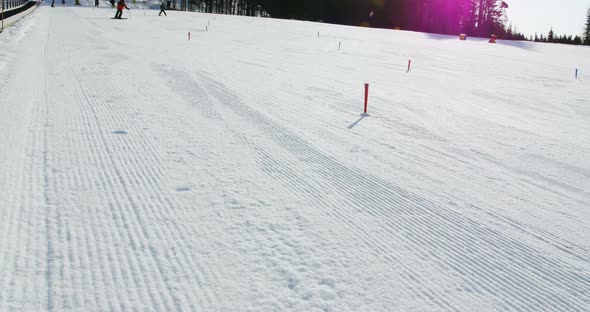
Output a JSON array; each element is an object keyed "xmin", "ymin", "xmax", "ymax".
[
  {"xmin": 159, "ymin": 66, "xmax": 590, "ymax": 311},
  {"xmin": 44, "ymin": 22, "xmax": 221, "ymax": 311},
  {"xmin": 1, "ymin": 3, "xmax": 589, "ymax": 311}
]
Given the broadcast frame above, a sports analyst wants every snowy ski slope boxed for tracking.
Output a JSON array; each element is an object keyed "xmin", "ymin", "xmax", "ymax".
[{"xmin": 1, "ymin": 3, "xmax": 589, "ymax": 311}]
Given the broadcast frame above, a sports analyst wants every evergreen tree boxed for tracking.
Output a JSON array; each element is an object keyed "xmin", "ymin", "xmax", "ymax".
[
  {"xmin": 585, "ymin": 7, "xmax": 590, "ymax": 45},
  {"xmin": 506, "ymin": 22, "xmax": 513, "ymax": 39},
  {"xmin": 548, "ymin": 27, "xmax": 554, "ymax": 42}
]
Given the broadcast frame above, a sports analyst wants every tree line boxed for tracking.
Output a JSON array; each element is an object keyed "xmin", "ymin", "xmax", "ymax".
[
  {"xmin": 190, "ymin": 0, "xmax": 514, "ymax": 38},
  {"xmin": 187, "ymin": 0, "xmax": 590, "ymax": 45},
  {"xmin": 187, "ymin": 0, "xmax": 267, "ymax": 16},
  {"xmin": 533, "ymin": 28, "xmax": 584, "ymax": 45}
]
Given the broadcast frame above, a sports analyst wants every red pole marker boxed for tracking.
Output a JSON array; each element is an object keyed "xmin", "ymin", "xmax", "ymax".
[
  {"xmin": 407, "ymin": 59, "xmax": 412, "ymax": 72},
  {"xmin": 364, "ymin": 83, "xmax": 369, "ymax": 114}
]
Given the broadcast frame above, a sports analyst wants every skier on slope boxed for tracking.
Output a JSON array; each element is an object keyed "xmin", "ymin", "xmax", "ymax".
[
  {"xmin": 159, "ymin": 1, "xmax": 167, "ymax": 16},
  {"xmin": 110, "ymin": 0, "xmax": 115, "ymax": 7},
  {"xmin": 114, "ymin": 0, "xmax": 130, "ymax": 19}
]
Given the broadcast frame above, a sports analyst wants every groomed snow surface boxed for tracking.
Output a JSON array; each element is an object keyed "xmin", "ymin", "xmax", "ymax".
[{"xmin": 1, "ymin": 2, "xmax": 589, "ymax": 311}]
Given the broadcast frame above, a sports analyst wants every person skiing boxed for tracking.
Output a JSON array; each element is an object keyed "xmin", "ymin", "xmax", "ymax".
[
  {"xmin": 95, "ymin": 0, "xmax": 99, "ymax": 7},
  {"xmin": 110, "ymin": 0, "xmax": 115, "ymax": 8},
  {"xmin": 114, "ymin": 0, "xmax": 129, "ymax": 19},
  {"xmin": 159, "ymin": 1, "xmax": 167, "ymax": 16}
]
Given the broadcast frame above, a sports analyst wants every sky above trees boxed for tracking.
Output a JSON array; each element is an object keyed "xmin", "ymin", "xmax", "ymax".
[{"xmin": 507, "ymin": 0, "xmax": 589, "ymax": 36}]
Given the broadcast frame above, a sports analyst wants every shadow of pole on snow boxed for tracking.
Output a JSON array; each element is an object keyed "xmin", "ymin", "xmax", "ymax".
[{"xmin": 347, "ymin": 113, "xmax": 369, "ymax": 129}]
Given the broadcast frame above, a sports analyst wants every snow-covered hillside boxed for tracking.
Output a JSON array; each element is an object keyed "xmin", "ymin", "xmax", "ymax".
[{"xmin": 1, "ymin": 3, "xmax": 589, "ymax": 311}]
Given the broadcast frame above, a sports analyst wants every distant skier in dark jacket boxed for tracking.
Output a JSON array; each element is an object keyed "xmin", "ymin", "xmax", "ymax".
[
  {"xmin": 159, "ymin": 1, "xmax": 167, "ymax": 16},
  {"xmin": 114, "ymin": 0, "xmax": 129, "ymax": 19},
  {"xmin": 95, "ymin": 0, "xmax": 99, "ymax": 7},
  {"xmin": 110, "ymin": 0, "xmax": 115, "ymax": 7}
]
